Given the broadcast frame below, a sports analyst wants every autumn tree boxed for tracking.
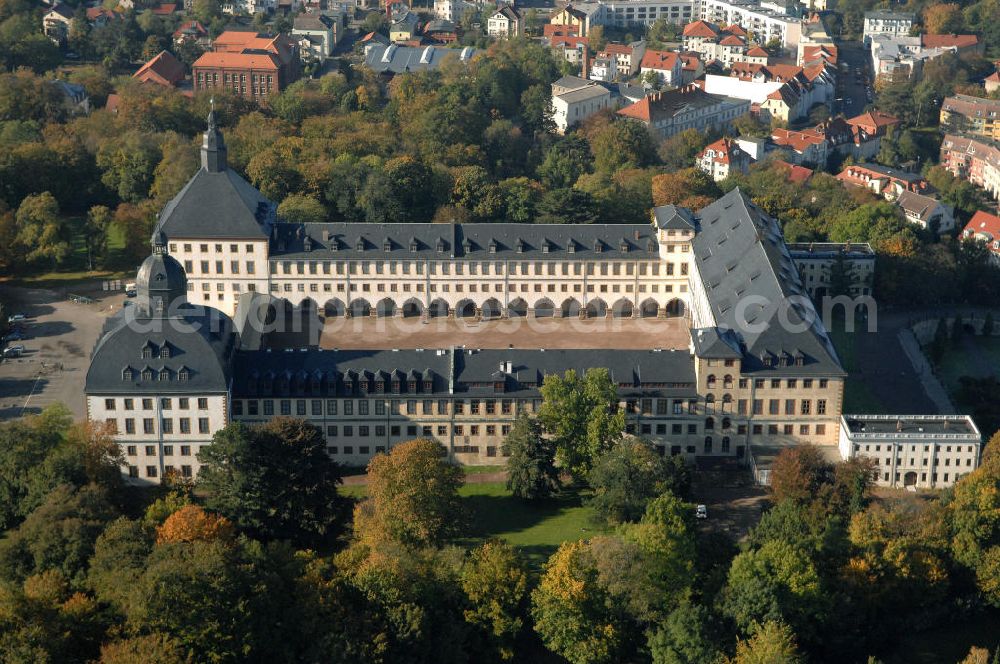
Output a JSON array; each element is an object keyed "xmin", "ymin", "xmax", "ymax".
[
  {"xmin": 461, "ymin": 540, "xmax": 531, "ymax": 661},
  {"xmin": 198, "ymin": 418, "xmax": 348, "ymax": 547},
  {"xmin": 353, "ymin": 438, "xmax": 464, "ymax": 549},
  {"xmin": 768, "ymin": 445, "xmax": 833, "ymax": 504},
  {"xmin": 156, "ymin": 505, "xmax": 235, "ymax": 545},
  {"xmin": 727, "ymin": 621, "xmax": 804, "ymax": 664},
  {"xmin": 651, "ymin": 168, "xmax": 720, "ymax": 210},
  {"xmin": 15, "ymin": 192, "xmax": 71, "ymax": 267},
  {"xmin": 538, "ymin": 368, "xmax": 626, "ymax": 478},
  {"xmin": 504, "ymin": 413, "xmax": 560, "ymax": 500},
  {"xmin": 923, "ymin": 3, "xmax": 963, "ymax": 34},
  {"xmin": 98, "ymin": 633, "xmax": 190, "ymax": 664},
  {"xmin": 277, "ymin": 193, "xmax": 328, "ymax": 224}
]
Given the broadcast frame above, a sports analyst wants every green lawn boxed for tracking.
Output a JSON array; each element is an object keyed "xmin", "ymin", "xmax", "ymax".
[
  {"xmin": 885, "ymin": 610, "xmax": 1000, "ymax": 664},
  {"xmin": 937, "ymin": 337, "xmax": 1000, "ymax": 396},
  {"xmin": 827, "ymin": 322, "xmax": 885, "ymax": 414},
  {"xmin": 342, "ymin": 481, "xmax": 606, "ymax": 568}
]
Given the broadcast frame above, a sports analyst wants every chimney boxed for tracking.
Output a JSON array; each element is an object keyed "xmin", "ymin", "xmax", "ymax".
[
  {"xmin": 634, "ymin": 229, "xmax": 640, "ymax": 240},
  {"xmin": 896, "ymin": 419, "xmax": 903, "ymax": 432}
]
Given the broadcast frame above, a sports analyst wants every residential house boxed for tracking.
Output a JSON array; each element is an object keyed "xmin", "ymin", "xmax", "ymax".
[
  {"xmin": 836, "ymin": 163, "xmax": 929, "ymax": 200},
  {"xmin": 697, "ymin": 137, "xmax": 751, "ymax": 181},
  {"xmin": 940, "ymin": 134, "xmax": 1000, "ymax": 202},
  {"xmin": 292, "ymin": 13, "xmax": 342, "ymax": 63},
  {"xmin": 549, "ymin": 3, "xmax": 605, "ymax": 37},
  {"xmin": 434, "ymin": 0, "xmax": 475, "ymax": 22},
  {"xmin": 986, "ymin": 71, "xmax": 1000, "ymax": 94},
  {"xmin": 962, "ymin": 210, "xmax": 1000, "ymax": 263},
  {"xmin": 870, "ymin": 33, "xmax": 975, "ymax": 83},
  {"xmin": 487, "ymin": 6, "xmax": 521, "ymax": 39},
  {"xmin": 796, "ymin": 13, "xmax": 836, "ymax": 64},
  {"xmin": 921, "ymin": 33, "xmax": 982, "ymax": 57},
  {"xmin": 364, "ymin": 43, "xmax": 477, "ymax": 75},
  {"xmin": 617, "ymin": 84, "xmax": 750, "ymax": 138},
  {"xmin": 549, "ymin": 34, "xmax": 589, "ymax": 66},
  {"xmin": 940, "ymin": 94, "xmax": 1000, "ymax": 142},
  {"xmin": 680, "ymin": 52, "xmax": 704, "ymax": 84},
  {"xmin": 42, "ymin": 3, "xmax": 74, "ymax": 44},
  {"xmin": 895, "ymin": 190, "xmax": 955, "ymax": 232},
  {"xmin": 173, "ymin": 20, "xmax": 210, "ymax": 48},
  {"xmin": 54, "ymin": 80, "xmax": 90, "ymax": 115},
  {"xmin": 193, "ymin": 32, "xmax": 300, "ymax": 101},
  {"xmin": 552, "ymin": 77, "xmax": 613, "ymax": 132},
  {"xmin": 771, "ymin": 127, "xmax": 827, "ymax": 165},
  {"xmin": 639, "ymin": 49, "xmax": 683, "ymax": 87},
  {"xmin": 798, "ymin": 44, "xmax": 837, "ymax": 69},
  {"xmin": 773, "ymin": 159, "xmax": 813, "ymax": 184},
  {"xmin": 711, "ymin": 63, "xmax": 834, "ymax": 122},
  {"xmin": 862, "ymin": 10, "xmax": 913, "ymax": 45},
  {"xmin": 422, "ymin": 19, "xmax": 459, "ymax": 44},
  {"xmin": 389, "ymin": 11, "xmax": 420, "ymax": 42},
  {"xmin": 133, "ymin": 50, "xmax": 187, "ymax": 90},
  {"xmin": 598, "ymin": 41, "xmax": 647, "ymax": 78},
  {"xmin": 682, "ymin": 20, "xmax": 756, "ymax": 67},
  {"xmin": 85, "ymin": 7, "xmax": 123, "ymax": 27}
]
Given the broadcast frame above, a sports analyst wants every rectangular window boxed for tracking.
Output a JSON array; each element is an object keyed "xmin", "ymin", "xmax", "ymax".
[
  {"xmin": 768, "ymin": 399, "xmax": 779, "ymax": 415},
  {"xmin": 161, "ymin": 419, "xmax": 173, "ymax": 434},
  {"xmin": 105, "ymin": 398, "xmax": 116, "ymax": 410},
  {"xmin": 198, "ymin": 398, "xmax": 208, "ymax": 409},
  {"xmin": 143, "ymin": 418, "xmax": 154, "ymax": 434},
  {"xmin": 800, "ymin": 400, "xmax": 811, "ymax": 415},
  {"xmin": 198, "ymin": 418, "xmax": 209, "ymax": 434},
  {"xmin": 179, "ymin": 418, "xmax": 190, "ymax": 433}
]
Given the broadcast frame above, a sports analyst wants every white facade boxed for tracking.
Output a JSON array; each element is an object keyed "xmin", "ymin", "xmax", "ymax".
[
  {"xmin": 486, "ymin": 7, "xmax": 521, "ymax": 39},
  {"xmin": 168, "ymin": 239, "xmax": 271, "ymax": 312},
  {"xmin": 862, "ymin": 10, "xmax": 914, "ymax": 45},
  {"xmin": 89, "ymin": 394, "xmax": 228, "ymax": 484},
  {"xmin": 601, "ymin": 0, "xmax": 695, "ymax": 27},
  {"xmin": 699, "ymin": 0, "xmax": 803, "ymax": 49},
  {"xmin": 839, "ymin": 415, "xmax": 981, "ymax": 489},
  {"xmin": 434, "ymin": 0, "xmax": 474, "ymax": 22}
]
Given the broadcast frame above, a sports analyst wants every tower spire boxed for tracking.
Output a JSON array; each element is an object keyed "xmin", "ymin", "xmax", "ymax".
[{"xmin": 201, "ymin": 101, "xmax": 227, "ymax": 173}]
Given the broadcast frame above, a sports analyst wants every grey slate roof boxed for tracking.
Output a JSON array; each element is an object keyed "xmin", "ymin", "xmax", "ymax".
[
  {"xmin": 86, "ymin": 304, "xmax": 236, "ymax": 395},
  {"xmin": 653, "ymin": 204, "xmax": 697, "ymax": 231},
  {"xmin": 231, "ymin": 347, "xmax": 697, "ymax": 398},
  {"xmin": 364, "ymin": 43, "xmax": 477, "ymax": 74},
  {"xmin": 690, "ymin": 189, "xmax": 844, "ymax": 376},
  {"xmin": 270, "ymin": 222, "xmax": 661, "ymax": 260},
  {"xmin": 895, "ymin": 190, "xmax": 949, "ymax": 222},
  {"xmin": 157, "ymin": 168, "xmax": 273, "ymax": 239}
]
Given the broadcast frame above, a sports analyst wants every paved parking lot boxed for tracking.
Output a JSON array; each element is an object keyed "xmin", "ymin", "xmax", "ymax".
[{"xmin": 0, "ymin": 285, "xmax": 124, "ymax": 421}]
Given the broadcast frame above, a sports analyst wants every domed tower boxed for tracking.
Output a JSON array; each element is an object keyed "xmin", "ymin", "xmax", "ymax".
[{"xmin": 135, "ymin": 231, "xmax": 188, "ymax": 317}]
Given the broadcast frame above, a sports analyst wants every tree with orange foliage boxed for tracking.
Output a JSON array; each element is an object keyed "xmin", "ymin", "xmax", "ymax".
[
  {"xmin": 156, "ymin": 505, "xmax": 235, "ymax": 545},
  {"xmin": 923, "ymin": 3, "xmax": 963, "ymax": 34},
  {"xmin": 651, "ymin": 168, "xmax": 720, "ymax": 210}
]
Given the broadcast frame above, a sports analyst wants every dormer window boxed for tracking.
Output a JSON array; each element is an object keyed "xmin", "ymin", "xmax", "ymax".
[
  {"xmin": 488, "ymin": 241, "xmax": 497, "ymax": 254},
  {"xmin": 410, "ymin": 238, "xmax": 418, "ymax": 252},
  {"xmin": 494, "ymin": 380, "xmax": 505, "ymax": 392},
  {"xmin": 620, "ymin": 240, "xmax": 629, "ymax": 253},
  {"xmin": 178, "ymin": 367, "xmax": 189, "ymax": 381},
  {"xmin": 436, "ymin": 239, "xmax": 446, "ymax": 253},
  {"xmin": 761, "ymin": 353, "xmax": 772, "ymax": 367},
  {"xmin": 122, "ymin": 367, "xmax": 134, "ymax": 381},
  {"xmin": 542, "ymin": 241, "xmax": 550, "ymax": 254},
  {"xmin": 159, "ymin": 368, "xmax": 170, "ymax": 381},
  {"xmin": 304, "ymin": 236, "xmax": 312, "ymax": 252},
  {"xmin": 594, "ymin": 240, "xmax": 603, "ymax": 253},
  {"xmin": 376, "ymin": 380, "xmax": 385, "ymax": 393},
  {"xmin": 142, "ymin": 368, "xmax": 153, "ymax": 381},
  {"xmin": 330, "ymin": 238, "xmax": 339, "ymax": 251},
  {"xmin": 383, "ymin": 239, "xmax": 391, "ymax": 252},
  {"xmin": 408, "ymin": 380, "xmax": 417, "ymax": 391},
  {"xmin": 567, "ymin": 241, "xmax": 576, "ymax": 254},
  {"xmin": 392, "ymin": 380, "xmax": 401, "ymax": 393},
  {"xmin": 516, "ymin": 239, "xmax": 525, "ymax": 253},
  {"xmin": 423, "ymin": 380, "xmax": 433, "ymax": 391},
  {"xmin": 159, "ymin": 345, "xmax": 171, "ymax": 359},
  {"xmin": 141, "ymin": 343, "xmax": 155, "ymax": 359},
  {"xmin": 355, "ymin": 238, "xmax": 365, "ymax": 251},
  {"xmin": 463, "ymin": 239, "xmax": 472, "ymax": 253},
  {"xmin": 647, "ymin": 239, "xmax": 656, "ymax": 252}
]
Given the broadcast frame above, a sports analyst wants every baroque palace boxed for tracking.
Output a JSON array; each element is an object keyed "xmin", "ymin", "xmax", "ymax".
[{"xmin": 87, "ymin": 113, "xmax": 867, "ymax": 485}]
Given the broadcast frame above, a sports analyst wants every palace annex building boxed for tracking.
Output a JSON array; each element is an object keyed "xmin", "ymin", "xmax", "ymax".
[{"xmin": 86, "ymin": 114, "xmax": 861, "ymax": 484}]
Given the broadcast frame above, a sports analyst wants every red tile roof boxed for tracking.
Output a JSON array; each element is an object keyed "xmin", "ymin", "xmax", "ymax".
[
  {"xmin": 151, "ymin": 3, "xmax": 177, "ymax": 14},
  {"xmin": 86, "ymin": 7, "xmax": 122, "ymax": 21},
  {"xmin": 601, "ymin": 42, "xmax": 634, "ymax": 56},
  {"xmin": 964, "ymin": 210, "xmax": 1000, "ymax": 249},
  {"xmin": 719, "ymin": 35, "xmax": 745, "ymax": 46},
  {"xmin": 544, "ymin": 23, "xmax": 578, "ymax": 37},
  {"xmin": 681, "ymin": 53, "xmax": 702, "ymax": 71},
  {"xmin": 683, "ymin": 20, "xmax": 719, "ymax": 38},
  {"xmin": 847, "ymin": 110, "xmax": 900, "ymax": 132},
  {"xmin": 773, "ymin": 159, "xmax": 813, "ymax": 183},
  {"xmin": 921, "ymin": 34, "xmax": 979, "ymax": 50},
  {"xmin": 640, "ymin": 49, "xmax": 679, "ymax": 70},
  {"xmin": 193, "ymin": 51, "xmax": 281, "ymax": 70},
  {"xmin": 723, "ymin": 24, "xmax": 747, "ymax": 36},
  {"xmin": 700, "ymin": 137, "xmax": 741, "ymax": 164},
  {"xmin": 174, "ymin": 20, "xmax": 208, "ymax": 38},
  {"xmin": 746, "ymin": 46, "xmax": 769, "ymax": 58},
  {"xmin": 133, "ymin": 50, "xmax": 186, "ymax": 87},
  {"xmin": 772, "ymin": 128, "xmax": 825, "ymax": 152}
]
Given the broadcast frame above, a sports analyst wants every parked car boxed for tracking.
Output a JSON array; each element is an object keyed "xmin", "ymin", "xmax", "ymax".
[
  {"xmin": 7, "ymin": 314, "xmax": 26, "ymax": 323},
  {"xmin": 3, "ymin": 345, "xmax": 24, "ymax": 358},
  {"xmin": 3, "ymin": 330, "xmax": 24, "ymax": 342},
  {"xmin": 696, "ymin": 504, "xmax": 708, "ymax": 520}
]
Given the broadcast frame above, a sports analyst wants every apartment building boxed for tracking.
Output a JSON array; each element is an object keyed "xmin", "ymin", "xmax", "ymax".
[
  {"xmin": 939, "ymin": 134, "xmax": 1000, "ymax": 201},
  {"xmin": 617, "ymin": 84, "xmax": 750, "ymax": 138},
  {"xmin": 192, "ymin": 31, "xmax": 300, "ymax": 100},
  {"xmin": 836, "ymin": 163, "xmax": 929, "ymax": 201},
  {"xmin": 602, "ymin": 0, "xmax": 695, "ymax": 27},
  {"xmin": 941, "ymin": 94, "xmax": 1000, "ymax": 142},
  {"xmin": 699, "ymin": 0, "xmax": 803, "ymax": 50},
  {"xmin": 862, "ymin": 10, "xmax": 913, "ymax": 45},
  {"xmin": 551, "ymin": 77, "xmax": 613, "ymax": 132},
  {"xmin": 839, "ymin": 415, "xmax": 981, "ymax": 489}
]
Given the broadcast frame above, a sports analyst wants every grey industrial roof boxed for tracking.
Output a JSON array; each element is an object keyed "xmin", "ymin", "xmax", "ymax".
[
  {"xmin": 690, "ymin": 189, "xmax": 844, "ymax": 376},
  {"xmin": 556, "ymin": 84, "xmax": 610, "ymax": 103},
  {"xmin": 157, "ymin": 167, "xmax": 272, "ymax": 239},
  {"xmin": 270, "ymin": 222, "xmax": 662, "ymax": 260},
  {"xmin": 787, "ymin": 242, "xmax": 875, "ymax": 258},
  {"xmin": 363, "ymin": 43, "xmax": 477, "ymax": 74},
  {"xmin": 231, "ymin": 347, "xmax": 697, "ymax": 398},
  {"xmin": 86, "ymin": 304, "xmax": 236, "ymax": 395}
]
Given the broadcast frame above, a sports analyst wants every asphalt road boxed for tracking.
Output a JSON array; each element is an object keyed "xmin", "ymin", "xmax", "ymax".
[{"xmin": 836, "ymin": 40, "xmax": 873, "ymax": 116}]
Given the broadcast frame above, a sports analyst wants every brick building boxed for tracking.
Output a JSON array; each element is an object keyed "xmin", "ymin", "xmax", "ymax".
[{"xmin": 192, "ymin": 31, "xmax": 300, "ymax": 100}]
